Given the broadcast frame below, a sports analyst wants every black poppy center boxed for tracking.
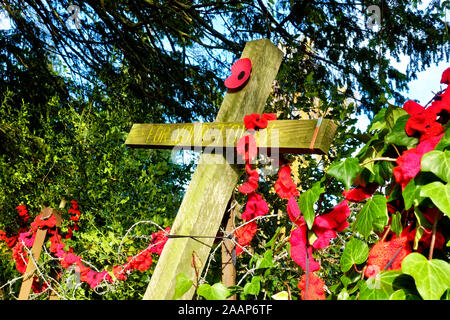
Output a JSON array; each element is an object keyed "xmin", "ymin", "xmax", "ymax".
[{"xmin": 237, "ymin": 71, "xmax": 246, "ymax": 80}]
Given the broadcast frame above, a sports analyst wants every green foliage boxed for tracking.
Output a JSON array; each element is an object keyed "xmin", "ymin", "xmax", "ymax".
[
  {"xmin": 421, "ymin": 150, "xmax": 450, "ymax": 183},
  {"xmin": 297, "ymin": 181, "xmax": 325, "ymax": 229},
  {"xmin": 420, "ymin": 182, "xmax": 450, "ymax": 218},
  {"xmin": 385, "ymin": 115, "xmax": 419, "ymax": 148},
  {"xmin": 327, "ymin": 158, "xmax": 360, "ymax": 191},
  {"xmin": 1, "ymin": 0, "xmax": 450, "ymax": 301},
  {"xmin": 340, "ymin": 239, "xmax": 369, "ymax": 272},
  {"xmin": 402, "ymin": 253, "xmax": 450, "ymax": 300},
  {"xmin": 197, "ymin": 282, "xmax": 230, "ymax": 300},
  {"xmin": 354, "ymin": 195, "xmax": 389, "ymax": 239},
  {"xmin": 173, "ymin": 273, "xmax": 193, "ymax": 300}
]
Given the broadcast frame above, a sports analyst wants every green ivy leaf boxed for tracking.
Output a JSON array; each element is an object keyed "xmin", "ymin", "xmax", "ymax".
[
  {"xmin": 327, "ymin": 158, "xmax": 360, "ymax": 191},
  {"xmin": 358, "ymin": 270, "xmax": 403, "ymax": 300},
  {"xmin": 385, "ymin": 105, "xmax": 407, "ymax": 130},
  {"xmin": 172, "ymin": 273, "xmax": 193, "ymax": 300},
  {"xmin": 340, "ymin": 238, "xmax": 369, "ymax": 272},
  {"xmin": 354, "ymin": 195, "xmax": 389, "ymax": 238},
  {"xmin": 197, "ymin": 282, "xmax": 230, "ymax": 300},
  {"xmin": 389, "ymin": 289, "xmax": 421, "ymax": 300},
  {"xmin": 434, "ymin": 123, "xmax": 450, "ymax": 151},
  {"xmin": 370, "ymin": 160, "xmax": 393, "ymax": 185},
  {"xmin": 402, "ymin": 179, "xmax": 417, "ymax": 210},
  {"xmin": 271, "ymin": 291, "xmax": 289, "ymax": 300},
  {"xmin": 385, "ymin": 115, "xmax": 419, "ymax": 148},
  {"xmin": 420, "ymin": 181, "xmax": 450, "ymax": 217},
  {"xmin": 421, "ymin": 150, "xmax": 450, "ymax": 183},
  {"xmin": 368, "ymin": 108, "xmax": 387, "ymax": 132},
  {"xmin": 243, "ymin": 276, "xmax": 262, "ymax": 296},
  {"xmin": 402, "ymin": 253, "xmax": 450, "ymax": 300},
  {"xmin": 255, "ymin": 250, "xmax": 274, "ymax": 269},
  {"xmin": 391, "ymin": 212, "xmax": 403, "ymax": 236},
  {"xmin": 337, "ymin": 288, "xmax": 350, "ymax": 300},
  {"xmin": 298, "ymin": 181, "xmax": 324, "ymax": 229}
]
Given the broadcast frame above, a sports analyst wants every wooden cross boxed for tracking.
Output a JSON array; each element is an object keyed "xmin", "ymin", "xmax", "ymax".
[
  {"xmin": 124, "ymin": 39, "xmax": 337, "ymax": 300},
  {"xmin": 18, "ymin": 203, "xmax": 64, "ymax": 300}
]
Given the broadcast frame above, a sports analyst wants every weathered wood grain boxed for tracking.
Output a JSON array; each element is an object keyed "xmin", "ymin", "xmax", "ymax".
[
  {"xmin": 125, "ymin": 119, "xmax": 337, "ymax": 155},
  {"xmin": 18, "ymin": 207, "xmax": 53, "ymax": 300}
]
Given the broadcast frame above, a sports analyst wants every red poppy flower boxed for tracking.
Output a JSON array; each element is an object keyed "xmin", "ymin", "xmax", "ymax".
[
  {"xmin": 75, "ymin": 261, "xmax": 91, "ymax": 282},
  {"xmin": 405, "ymin": 111, "xmax": 438, "ymax": 137},
  {"xmin": 315, "ymin": 201, "xmax": 350, "ymax": 231},
  {"xmin": 19, "ymin": 231, "xmax": 35, "ymax": 248},
  {"xmin": 403, "ymin": 100, "xmax": 425, "ymax": 116},
  {"xmin": 241, "ymin": 192, "xmax": 269, "ymax": 221},
  {"xmin": 235, "ymin": 221, "xmax": 258, "ymax": 255},
  {"xmin": 343, "ymin": 187, "xmax": 374, "ymax": 202},
  {"xmin": 238, "ymin": 163, "xmax": 259, "ymax": 194},
  {"xmin": 290, "ymin": 226, "xmax": 320, "ymax": 272},
  {"xmin": 86, "ymin": 270, "xmax": 112, "ymax": 289},
  {"xmin": 440, "ymin": 67, "xmax": 450, "ymax": 85},
  {"xmin": 243, "ymin": 113, "xmax": 277, "ymax": 130},
  {"xmin": 224, "ymin": 58, "xmax": 252, "ymax": 90},
  {"xmin": 113, "ymin": 265, "xmax": 129, "ymax": 281},
  {"xmin": 16, "ymin": 205, "xmax": 30, "ymax": 222},
  {"xmin": 12, "ymin": 242, "xmax": 28, "ymax": 274},
  {"xmin": 418, "ymin": 121, "xmax": 444, "ymax": 142},
  {"xmin": 427, "ymin": 86, "xmax": 450, "ymax": 116},
  {"xmin": 312, "ymin": 201, "xmax": 350, "ymax": 249},
  {"xmin": 32, "ymin": 214, "xmax": 57, "ymax": 230},
  {"xmin": 237, "ymin": 134, "xmax": 257, "ymax": 162},
  {"xmin": 287, "ymin": 196, "xmax": 302, "ymax": 225},
  {"xmin": 61, "ymin": 252, "xmax": 81, "ymax": 269},
  {"xmin": 393, "ymin": 149, "xmax": 422, "ymax": 190},
  {"xmin": 128, "ymin": 249, "xmax": 153, "ymax": 272},
  {"xmin": 298, "ymin": 272, "xmax": 326, "ymax": 300},
  {"xmin": 364, "ymin": 235, "xmax": 411, "ymax": 278},
  {"xmin": 150, "ymin": 227, "xmax": 170, "ymax": 255},
  {"xmin": 69, "ymin": 215, "xmax": 80, "ymax": 222},
  {"xmin": 274, "ymin": 164, "xmax": 299, "ymax": 199},
  {"xmin": 393, "ymin": 133, "xmax": 444, "ymax": 189}
]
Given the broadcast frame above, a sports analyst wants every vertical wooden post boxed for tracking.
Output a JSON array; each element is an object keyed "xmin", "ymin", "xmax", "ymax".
[
  {"xmin": 143, "ymin": 39, "xmax": 283, "ymax": 300},
  {"xmin": 18, "ymin": 207, "xmax": 54, "ymax": 300},
  {"xmin": 18, "ymin": 201, "xmax": 64, "ymax": 300},
  {"xmin": 222, "ymin": 201, "xmax": 237, "ymax": 300}
]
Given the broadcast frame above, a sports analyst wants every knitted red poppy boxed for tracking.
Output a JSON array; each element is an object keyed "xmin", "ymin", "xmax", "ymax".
[
  {"xmin": 243, "ymin": 113, "xmax": 277, "ymax": 130},
  {"xmin": 237, "ymin": 134, "xmax": 257, "ymax": 162},
  {"xmin": 440, "ymin": 67, "xmax": 450, "ymax": 85},
  {"xmin": 238, "ymin": 163, "xmax": 259, "ymax": 194},
  {"xmin": 312, "ymin": 201, "xmax": 350, "ymax": 249},
  {"xmin": 298, "ymin": 272, "xmax": 326, "ymax": 300},
  {"xmin": 235, "ymin": 221, "xmax": 258, "ymax": 255},
  {"xmin": 364, "ymin": 235, "xmax": 411, "ymax": 278},
  {"xmin": 274, "ymin": 164, "xmax": 299, "ymax": 199},
  {"xmin": 343, "ymin": 187, "xmax": 374, "ymax": 202},
  {"xmin": 241, "ymin": 192, "xmax": 269, "ymax": 221},
  {"xmin": 287, "ymin": 196, "xmax": 302, "ymax": 225},
  {"xmin": 427, "ymin": 85, "xmax": 450, "ymax": 116},
  {"xmin": 290, "ymin": 225, "xmax": 321, "ymax": 272}
]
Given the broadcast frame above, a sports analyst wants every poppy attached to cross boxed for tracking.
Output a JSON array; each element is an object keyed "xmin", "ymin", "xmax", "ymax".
[{"xmin": 124, "ymin": 39, "xmax": 337, "ymax": 300}]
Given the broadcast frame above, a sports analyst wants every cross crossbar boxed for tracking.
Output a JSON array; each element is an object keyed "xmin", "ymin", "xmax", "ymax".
[{"xmin": 126, "ymin": 39, "xmax": 336, "ymax": 300}]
